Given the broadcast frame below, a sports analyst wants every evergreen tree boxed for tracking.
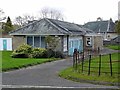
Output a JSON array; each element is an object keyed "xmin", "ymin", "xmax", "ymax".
[{"xmin": 3, "ymin": 16, "xmax": 13, "ymax": 33}]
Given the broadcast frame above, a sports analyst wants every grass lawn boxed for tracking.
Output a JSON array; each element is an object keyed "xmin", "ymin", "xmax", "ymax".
[
  {"xmin": 105, "ymin": 45, "xmax": 120, "ymax": 50},
  {"xmin": 1, "ymin": 51, "xmax": 60, "ymax": 72},
  {"xmin": 59, "ymin": 53, "xmax": 120, "ymax": 85}
]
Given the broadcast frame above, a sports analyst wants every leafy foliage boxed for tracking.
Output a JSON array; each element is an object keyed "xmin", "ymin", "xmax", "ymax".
[
  {"xmin": 45, "ymin": 36, "xmax": 59, "ymax": 51},
  {"xmin": 11, "ymin": 43, "xmax": 32, "ymax": 58},
  {"xmin": 11, "ymin": 43, "xmax": 64, "ymax": 58},
  {"xmin": 44, "ymin": 49, "xmax": 64, "ymax": 58},
  {"xmin": 32, "ymin": 48, "xmax": 47, "ymax": 58}
]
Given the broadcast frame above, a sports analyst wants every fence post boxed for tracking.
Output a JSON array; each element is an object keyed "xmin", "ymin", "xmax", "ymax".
[
  {"xmin": 109, "ymin": 54, "xmax": 112, "ymax": 76},
  {"xmin": 98, "ymin": 47, "xmax": 100, "ymax": 54},
  {"xmin": 82, "ymin": 52, "xmax": 84, "ymax": 73},
  {"xmin": 73, "ymin": 49, "xmax": 78, "ymax": 70},
  {"xmin": 88, "ymin": 54, "xmax": 91, "ymax": 75},
  {"xmin": 75, "ymin": 52, "xmax": 78, "ymax": 70},
  {"xmin": 98, "ymin": 54, "xmax": 101, "ymax": 76},
  {"xmin": 73, "ymin": 53, "xmax": 75, "ymax": 68}
]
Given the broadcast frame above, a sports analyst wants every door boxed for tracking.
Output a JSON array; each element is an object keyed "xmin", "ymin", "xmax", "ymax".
[
  {"xmin": 68, "ymin": 41, "xmax": 73, "ymax": 55},
  {"xmin": 68, "ymin": 40, "xmax": 83, "ymax": 55},
  {"xmin": 3, "ymin": 39, "xmax": 7, "ymax": 50}
]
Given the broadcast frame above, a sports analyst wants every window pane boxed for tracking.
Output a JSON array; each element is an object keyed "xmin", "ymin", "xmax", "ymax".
[
  {"xmin": 34, "ymin": 36, "xmax": 40, "ymax": 47},
  {"xmin": 27, "ymin": 36, "xmax": 33, "ymax": 46},
  {"xmin": 41, "ymin": 37, "xmax": 45, "ymax": 48}
]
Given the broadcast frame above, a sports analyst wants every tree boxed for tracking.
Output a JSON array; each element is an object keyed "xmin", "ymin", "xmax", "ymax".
[
  {"xmin": 14, "ymin": 14, "xmax": 36, "ymax": 27},
  {"xmin": 39, "ymin": 7, "xmax": 64, "ymax": 20},
  {"xmin": 0, "ymin": 9, "xmax": 6, "ymax": 21},
  {"xmin": 115, "ymin": 20, "xmax": 120, "ymax": 34},
  {"xmin": 45, "ymin": 36, "xmax": 60, "ymax": 51},
  {"xmin": 2, "ymin": 16, "xmax": 13, "ymax": 33}
]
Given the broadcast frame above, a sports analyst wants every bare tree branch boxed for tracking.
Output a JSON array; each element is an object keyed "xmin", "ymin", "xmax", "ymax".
[
  {"xmin": 39, "ymin": 7, "xmax": 64, "ymax": 20},
  {"xmin": 0, "ymin": 9, "xmax": 6, "ymax": 21},
  {"xmin": 14, "ymin": 14, "xmax": 36, "ymax": 26}
]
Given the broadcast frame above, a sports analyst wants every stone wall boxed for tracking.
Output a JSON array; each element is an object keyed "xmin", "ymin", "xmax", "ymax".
[
  {"xmin": 94, "ymin": 36, "xmax": 103, "ymax": 50},
  {"xmin": 12, "ymin": 35, "xmax": 26, "ymax": 50},
  {"xmin": 84, "ymin": 35, "xmax": 103, "ymax": 51}
]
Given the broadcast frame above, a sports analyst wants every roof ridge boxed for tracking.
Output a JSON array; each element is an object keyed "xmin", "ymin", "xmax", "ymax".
[{"xmin": 44, "ymin": 18, "xmax": 69, "ymax": 34}]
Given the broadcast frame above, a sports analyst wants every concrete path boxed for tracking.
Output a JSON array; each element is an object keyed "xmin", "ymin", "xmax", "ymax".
[{"xmin": 2, "ymin": 58, "xmax": 119, "ymax": 89}]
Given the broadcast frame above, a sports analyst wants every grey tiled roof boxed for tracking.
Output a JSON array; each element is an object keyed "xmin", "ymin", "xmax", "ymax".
[
  {"xmin": 10, "ymin": 18, "xmax": 93, "ymax": 35},
  {"xmin": 83, "ymin": 20, "xmax": 115, "ymax": 33},
  {"xmin": 111, "ymin": 36, "xmax": 120, "ymax": 43}
]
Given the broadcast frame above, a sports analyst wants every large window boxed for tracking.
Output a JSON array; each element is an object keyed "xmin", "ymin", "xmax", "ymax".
[
  {"xmin": 27, "ymin": 36, "xmax": 33, "ymax": 46},
  {"xmin": 34, "ymin": 36, "xmax": 40, "ymax": 47},
  {"xmin": 27, "ymin": 36, "xmax": 46, "ymax": 48},
  {"xmin": 41, "ymin": 37, "xmax": 45, "ymax": 48}
]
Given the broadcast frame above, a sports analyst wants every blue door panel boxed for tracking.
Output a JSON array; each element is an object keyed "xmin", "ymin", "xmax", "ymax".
[
  {"xmin": 3, "ymin": 39, "xmax": 7, "ymax": 50},
  {"xmin": 68, "ymin": 40, "xmax": 83, "ymax": 55}
]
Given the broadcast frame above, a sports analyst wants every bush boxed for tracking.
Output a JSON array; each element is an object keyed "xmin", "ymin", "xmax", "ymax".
[
  {"xmin": 11, "ymin": 44, "xmax": 64, "ymax": 59},
  {"xmin": 46, "ymin": 49, "xmax": 64, "ymax": 58},
  {"xmin": 46, "ymin": 49, "xmax": 55, "ymax": 58},
  {"xmin": 32, "ymin": 48, "xmax": 47, "ymax": 58},
  {"xmin": 11, "ymin": 44, "xmax": 32, "ymax": 58},
  {"xmin": 54, "ymin": 51, "xmax": 64, "ymax": 58}
]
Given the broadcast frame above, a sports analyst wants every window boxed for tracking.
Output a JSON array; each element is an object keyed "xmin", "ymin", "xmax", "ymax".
[
  {"xmin": 41, "ymin": 37, "xmax": 45, "ymax": 48},
  {"xmin": 27, "ymin": 36, "xmax": 33, "ymax": 46},
  {"xmin": 27, "ymin": 36, "xmax": 46, "ymax": 48},
  {"xmin": 34, "ymin": 36, "xmax": 40, "ymax": 47}
]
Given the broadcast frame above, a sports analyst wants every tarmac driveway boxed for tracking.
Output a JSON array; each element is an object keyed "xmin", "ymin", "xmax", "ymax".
[{"xmin": 2, "ymin": 57, "xmax": 119, "ymax": 89}]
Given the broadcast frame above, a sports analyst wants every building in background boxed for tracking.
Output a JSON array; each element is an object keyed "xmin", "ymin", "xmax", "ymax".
[{"xmin": 83, "ymin": 18, "xmax": 117, "ymax": 41}]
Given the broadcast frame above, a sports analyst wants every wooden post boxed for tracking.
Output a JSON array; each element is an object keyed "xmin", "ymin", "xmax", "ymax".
[
  {"xmin": 73, "ymin": 48, "xmax": 78, "ymax": 70},
  {"xmin": 98, "ymin": 47, "xmax": 100, "ymax": 54},
  {"xmin": 67, "ymin": 35, "xmax": 69, "ymax": 56},
  {"xmin": 75, "ymin": 51, "xmax": 77, "ymax": 70},
  {"xmin": 73, "ymin": 53, "xmax": 75, "ymax": 68},
  {"xmin": 88, "ymin": 54, "xmax": 91, "ymax": 75},
  {"xmin": 109, "ymin": 54, "xmax": 112, "ymax": 76},
  {"xmin": 98, "ymin": 54, "xmax": 101, "ymax": 76},
  {"xmin": 82, "ymin": 53, "xmax": 84, "ymax": 73}
]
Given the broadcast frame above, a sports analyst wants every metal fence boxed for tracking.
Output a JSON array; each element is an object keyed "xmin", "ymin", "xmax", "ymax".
[{"xmin": 73, "ymin": 49, "xmax": 119, "ymax": 76}]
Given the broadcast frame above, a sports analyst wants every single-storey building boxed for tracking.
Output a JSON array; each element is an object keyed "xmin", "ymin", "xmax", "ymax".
[
  {"xmin": 0, "ymin": 22, "xmax": 12, "ymax": 51},
  {"xmin": 9, "ymin": 18, "xmax": 102, "ymax": 55},
  {"xmin": 0, "ymin": 38, "xmax": 12, "ymax": 51}
]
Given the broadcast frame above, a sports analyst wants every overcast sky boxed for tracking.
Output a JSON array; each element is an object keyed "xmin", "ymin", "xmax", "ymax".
[{"xmin": 0, "ymin": 0, "xmax": 119, "ymax": 24}]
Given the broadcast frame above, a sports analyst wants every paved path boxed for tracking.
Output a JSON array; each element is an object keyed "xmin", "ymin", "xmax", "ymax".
[
  {"xmin": 2, "ymin": 48, "xmax": 119, "ymax": 89},
  {"xmin": 2, "ymin": 60, "xmax": 119, "ymax": 89}
]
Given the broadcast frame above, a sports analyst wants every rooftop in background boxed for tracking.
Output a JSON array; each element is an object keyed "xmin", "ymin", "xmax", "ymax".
[{"xmin": 83, "ymin": 19, "xmax": 115, "ymax": 33}]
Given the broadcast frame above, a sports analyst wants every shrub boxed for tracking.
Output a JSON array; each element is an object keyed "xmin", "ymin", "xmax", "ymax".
[
  {"xmin": 32, "ymin": 48, "xmax": 47, "ymax": 58},
  {"xmin": 11, "ymin": 44, "xmax": 64, "ymax": 59},
  {"xmin": 46, "ymin": 49, "xmax": 55, "ymax": 58},
  {"xmin": 46, "ymin": 49, "xmax": 64, "ymax": 58},
  {"xmin": 11, "ymin": 44, "xmax": 32, "ymax": 58},
  {"xmin": 54, "ymin": 51, "xmax": 64, "ymax": 58}
]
